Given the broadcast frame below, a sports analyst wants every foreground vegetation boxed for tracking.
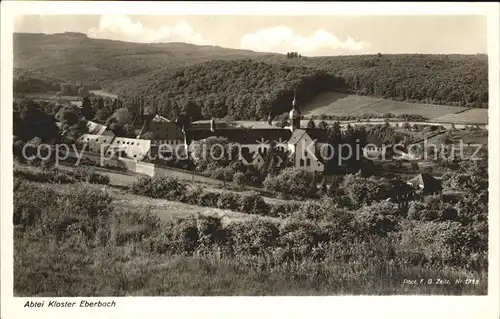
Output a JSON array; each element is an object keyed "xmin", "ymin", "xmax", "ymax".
[
  {"xmin": 14, "ymin": 162, "xmax": 488, "ymax": 296},
  {"xmin": 14, "ymin": 33, "xmax": 488, "ymax": 123}
]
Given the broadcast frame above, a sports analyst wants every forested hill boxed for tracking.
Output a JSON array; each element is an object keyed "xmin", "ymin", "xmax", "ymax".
[
  {"xmin": 13, "ymin": 32, "xmax": 273, "ymax": 82},
  {"xmin": 14, "ymin": 33, "xmax": 488, "ymax": 121}
]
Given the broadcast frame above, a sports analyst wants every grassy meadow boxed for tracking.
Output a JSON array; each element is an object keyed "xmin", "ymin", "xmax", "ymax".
[{"xmin": 13, "ymin": 166, "xmax": 488, "ymax": 296}]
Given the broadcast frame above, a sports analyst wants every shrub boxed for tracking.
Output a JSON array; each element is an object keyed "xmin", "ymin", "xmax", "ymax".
[
  {"xmin": 353, "ymin": 200, "xmax": 400, "ymax": 237},
  {"xmin": 73, "ymin": 166, "xmax": 110, "ymax": 185},
  {"xmin": 197, "ymin": 191, "xmax": 221, "ymax": 208},
  {"xmin": 28, "ymin": 167, "xmax": 76, "ymax": 184},
  {"xmin": 227, "ymin": 218, "xmax": 280, "ymax": 255},
  {"xmin": 180, "ymin": 185, "xmax": 204, "ymax": 205},
  {"xmin": 263, "ymin": 167, "xmax": 313, "ymax": 197},
  {"xmin": 169, "ymin": 216, "xmax": 200, "ymax": 255},
  {"xmin": 239, "ymin": 192, "xmax": 270, "ymax": 215},
  {"xmin": 278, "ymin": 219, "xmax": 321, "ymax": 260},
  {"xmin": 195, "ymin": 214, "xmax": 229, "ymax": 249},
  {"xmin": 232, "ymin": 172, "xmax": 246, "ymax": 186},
  {"xmin": 216, "ymin": 192, "xmax": 241, "ymax": 211},
  {"xmin": 86, "ymin": 171, "xmax": 110, "ymax": 185},
  {"xmin": 130, "ymin": 175, "xmax": 185, "ymax": 200},
  {"xmin": 269, "ymin": 203, "xmax": 301, "ymax": 218},
  {"xmin": 398, "ymin": 220, "xmax": 480, "ymax": 268}
]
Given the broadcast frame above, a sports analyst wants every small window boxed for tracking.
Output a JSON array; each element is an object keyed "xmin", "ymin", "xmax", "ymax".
[
  {"xmin": 96, "ymin": 139, "xmax": 99, "ymax": 142},
  {"xmin": 304, "ymin": 150, "xmax": 307, "ymax": 157},
  {"xmin": 306, "ymin": 159, "xmax": 311, "ymax": 166},
  {"xmin": 300, "ymin": 159, "xmax": 304, "ymax": 166}
]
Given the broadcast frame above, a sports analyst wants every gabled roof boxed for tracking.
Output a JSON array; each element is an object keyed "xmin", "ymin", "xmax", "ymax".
[
  {"xmin": 389, "ymin": 179, "xmax": 416, "ymax": 193},
  {"xmin": 27, "ymin": 136, "xmax": 43, "ymax": 147},
  {"xmin": 152, "ymin": 114, "xmax": 170, "ymax": 122},
  {"xmin": 288, "ymin": 128, "xmax": 329, "ymax": 145},
  {"xmin": 407, "ymin": 173, "xmax": 442, "ymax": 191},
  {"xmin": 87, "ymin": 121, "xmax": 108, "ymax": 135},
  {"xmin": 304, "ymin": 128, "xmax": 329, "ymax": 143},
  {"xmin": 288, "ymin": 129, "xmax": 307, "ymax": 145},
  {"xmin": 185, "ymin": 128, "xmax": 292, "ymax": 145}
]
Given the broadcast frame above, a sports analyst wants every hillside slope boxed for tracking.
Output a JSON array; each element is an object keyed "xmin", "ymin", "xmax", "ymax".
[
  {"xmin": 14, "ymin": 33, "xmax": 489, "ymax": 121},
  {"xmin": 14, "ymin": 32, "xmax": 273, "ymax": 83}
]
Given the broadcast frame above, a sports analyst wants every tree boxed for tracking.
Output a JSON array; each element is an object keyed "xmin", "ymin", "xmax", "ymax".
[
  {"xmin": 81, "ymin": 97, "xmax": 94, "ymax": 120},
  {"xmin": 93, "ymin": 108, "xmax": 113, "ymax": 124},
  {"xmin": 189, "ymin": 137, "xmax": 238, "ymax": 171},
  {"xmin": 78, "ymin": 86, "xmax": 90, "ymax": 98},
  {"xmin": 58, "ymin": 108, "xmax": 79, "ymax": 131},
  {"xmin": 306, "ymin": 119, "xmax": 316, "ymax": 128},
  {"xmin": 107, "ymin": 108, "xmax": 133, "ymax": 126},
  {"xmin": 318, "ymin": 120, "xmax": 329, "ymax": 130},
  {"xmin": 263, "ymin": 167, "xmax": 314, "ymax": 197},
  {"xmin": 275, "ymin": 113, "xmax": 289, "ymax": 128},
  {"xmin": 64, "ymin": 119, "xmax": 89, "ymax": 143},
  {"xmin": 16, "ymin": 99, "xmax": 60, "ymax": 142},
  {"xmin": 343, "ymin": 175, "xmax": 391, "ymax": 207}
]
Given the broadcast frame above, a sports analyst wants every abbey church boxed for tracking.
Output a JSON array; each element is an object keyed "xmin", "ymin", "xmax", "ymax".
[{"xmin": 77, "ymin": 93, "xmax": 329, "ymax": 174}]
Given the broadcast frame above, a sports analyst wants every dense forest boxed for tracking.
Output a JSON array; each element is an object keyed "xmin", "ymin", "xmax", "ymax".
[{"xmin": 14, "ymin": 33, "xmax": 489, "ymax": 122}]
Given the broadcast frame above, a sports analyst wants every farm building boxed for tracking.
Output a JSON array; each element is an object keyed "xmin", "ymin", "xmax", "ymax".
[
  {"xmin": 184, "ymin": 94, "xmax": 328, "ymax": 174},
  {"xmin": 407, "ymin": 173, "xmax": 442, "ymax": 195}
]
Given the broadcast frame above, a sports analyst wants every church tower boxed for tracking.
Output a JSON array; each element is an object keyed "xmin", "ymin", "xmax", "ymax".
[{"xmin": 289, "ymin": 90, "xmax": 301, "ymax": 131}]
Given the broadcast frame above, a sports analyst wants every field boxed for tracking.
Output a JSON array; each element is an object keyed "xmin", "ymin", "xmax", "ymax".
[
  {"xmin": 432, "ymin": 108, "xmax": 489, "ymax": 124},
  {"xmin": 89, "ymin": 90, "xmax": 119, "ymax": 99},
  {"xmin": 301, "ymin": 92, "xmax": 470, "ymax": 120}
]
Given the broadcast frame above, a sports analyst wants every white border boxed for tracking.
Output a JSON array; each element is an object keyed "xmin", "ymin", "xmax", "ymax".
[{"xmin": 1, "ymin": 2, "xmax": 499, "ymax": 319}]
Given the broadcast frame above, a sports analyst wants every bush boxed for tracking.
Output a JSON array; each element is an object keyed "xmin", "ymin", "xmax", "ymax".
[
  {"xmin": 216, "ymin": 192, "xmax": 241, "ymax": 211},
  {"xmin": 227, "ymin": 218, "xmax": 280, "ymax": 255},
  {"xmin": 353, "ymin": 201, "xmax": 400, "ymax": 237},
  {"xmin": 170, "ymin": 216, "xmax": 200, "ymax": 255},
  {"xmin": 13, "ymin": 166, "xmax": 76, "ymax": 184},
  {"xmin": 232, "ymin": 172, "xmax": 246, "ymax": 186},
  {"xmin": 239, "ymin": 193, "xmax": 270, "ymax": 215},
  {"xmin": 263, "ymin": 168, "xmax": 313, "ymax": 197},
  {"xmin": 398, "ymin": 220, "xmax": 481, "ymax": 268},
  {"xmin": 130, "ymin": 175, "xmax": 185, "ymax": 200},
  {"xmin": 269, "ymin": 203, "xmax": 301, "ymax": 218},
  {"xmin": 196, "ymin": 214, "xmax": 229, "ymax": 249},
  {"xmin": 197, "ymin": 191, "xmax": 221, "ymax": 208}
]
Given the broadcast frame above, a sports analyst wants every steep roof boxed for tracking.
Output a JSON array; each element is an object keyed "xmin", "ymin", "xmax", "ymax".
[
  {"xmin": 407, "ymin": 173, "xmax": 442, "ymax": 191},
  {"xmin": 305, "ymin": 128, "xmax": 329, "ymax": 143},
  {"xmin": 288, "ymin": 129, "xmax": 307, "ymax": 145},
  {"xmin": 288, "ymin": 128, "xmax": 329, "ymax": 145},
  {"xmin": 152, "ymin": 114, "xmax": 170, "ymax": 122},
  {"xmin": 27, "ymin": 136, "xmax": 43, "ymax": 147},
  {"xmin": 87, "ymin": 121, "xmax": 108, "ymax": 135}
]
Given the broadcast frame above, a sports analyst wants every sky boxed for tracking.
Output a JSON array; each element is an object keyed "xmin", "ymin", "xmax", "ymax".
[{"xmin": 13, "ymin": 15, "xmax": 487, "ymax": 55}]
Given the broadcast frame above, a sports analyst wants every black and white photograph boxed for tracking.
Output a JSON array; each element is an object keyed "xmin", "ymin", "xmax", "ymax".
[{"xmin": 1, "ymin": 2, "xmax": 499, "ymax": 318}]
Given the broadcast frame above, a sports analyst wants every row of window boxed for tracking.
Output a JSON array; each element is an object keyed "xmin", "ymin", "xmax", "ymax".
[
  {"xmin": 299, "ymin": 158, "xmax": 311, "ymax": 167},
  {"xmin": 84, "ymin": 137, "xmax": 143, "ymax": 147},
  {"xmin": 153, "ymin": 140, "xmax": 183, "ymax": 145}
]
